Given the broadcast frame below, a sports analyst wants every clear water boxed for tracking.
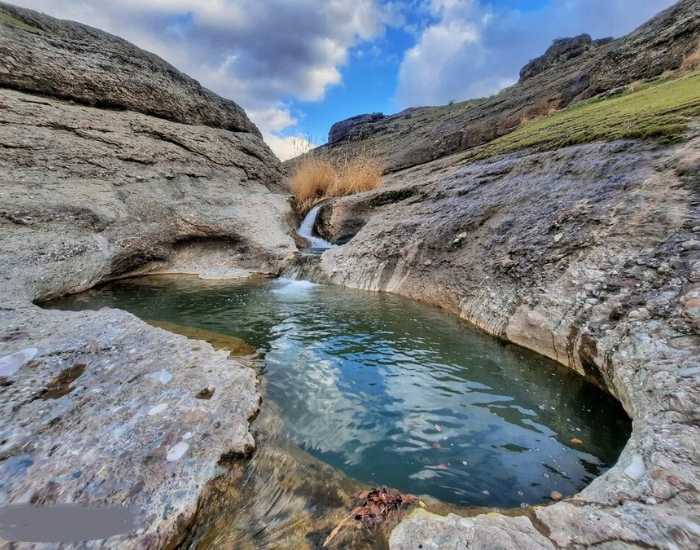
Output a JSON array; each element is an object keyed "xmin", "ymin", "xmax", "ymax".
[{"xmin": 47, "ymin": 276, "xmax": 631, "ymax": 509}]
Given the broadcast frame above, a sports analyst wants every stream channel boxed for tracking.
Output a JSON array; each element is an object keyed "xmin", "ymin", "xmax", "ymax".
[{"xmin": 43, "ymin": 211, "xmax": 631, "ymax": 548}]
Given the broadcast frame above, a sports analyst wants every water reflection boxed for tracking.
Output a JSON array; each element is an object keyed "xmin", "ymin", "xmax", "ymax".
[{"xmin": 47, "ymin": 276, "xmax": 631, "ymax": 508}]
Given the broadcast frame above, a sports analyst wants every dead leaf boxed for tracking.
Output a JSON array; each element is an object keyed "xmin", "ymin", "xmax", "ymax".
[{"xmin": 351, "ymin": 487, "xmax": 418, "ymax": 530}]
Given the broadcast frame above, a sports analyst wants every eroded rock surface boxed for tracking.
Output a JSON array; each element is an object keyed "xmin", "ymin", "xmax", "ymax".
[
  {"xmin": 0, "ymin": 2, "xmax": 259, "ymax": 135},
  {"xmin": 0, "ymin": 4, "xmax": 297, "ymax": 548},
  {"xmin": 316, "ymin": 137, "xmax": 700, "ymax": 549}
]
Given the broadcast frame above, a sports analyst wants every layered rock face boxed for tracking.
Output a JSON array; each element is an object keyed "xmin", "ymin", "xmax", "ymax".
[
  {"xmin": 316, "ymin": 137, "xmax": 700, "ymax": 549},
  {"xmin": 314, "ymin": 0, "xmax": 700, "ymax": 173},
  {"xmin": 0, "ymin": 3, "xmax": 296, "ymax": 549}
]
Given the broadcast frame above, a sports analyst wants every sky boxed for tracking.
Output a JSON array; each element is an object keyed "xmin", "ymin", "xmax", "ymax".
[{"xmin": 10, "ymin": 0, "xmax": 678, "ymax": 160}]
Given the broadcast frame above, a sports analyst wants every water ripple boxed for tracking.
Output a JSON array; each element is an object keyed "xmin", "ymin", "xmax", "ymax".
[{"xmin": 47, "ymin": 276, "xmax": 631, "ymax": 508}]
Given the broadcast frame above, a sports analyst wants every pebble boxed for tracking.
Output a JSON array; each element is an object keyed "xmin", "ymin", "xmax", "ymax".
[
  {"xmin": 147, "ymin": 403, "xmax": 169, "ymax": 415},
  {"xmin": 624, "ymin": 455, "xmax": 646, "ymax": 481},
  {"xmin": 0, "ymin": 347, "xmax": 38, "ymax": 377},
  {"xmin": 678, "ymin": 366, "xmax": 700, "ymax": 378},
  {"xmin": 148, "ymin": 371, "xmax": 173, "ymax": 384},
  {"xmin": 166, "ymin": 441, "xmax": 189, "ymax": 461}
]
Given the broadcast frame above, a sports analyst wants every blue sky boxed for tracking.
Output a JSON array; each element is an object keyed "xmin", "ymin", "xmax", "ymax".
[{"xmin": 12, "ymin": 0, "xmax": 678, "ymax": 159}]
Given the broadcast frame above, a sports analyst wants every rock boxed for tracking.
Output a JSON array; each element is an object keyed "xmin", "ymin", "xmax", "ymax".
[
  {"xmin": 0, "ymin": 5, "xmax": 296, "ymax": 549},
  {"xmin": 682, "ymin": 240, "xmax": 700, "ymax": 251},
  {"xmin": 390, "ymin": 509, "xmax": 555, "ymax": 550},
  {"xmin": 0, "ymin": 3, "xmax": 259, "ymax": 135},
  {"xmin": 453, "ymin": 232, "xmax": 468, "ymax": 246},
  {"xmin": 328, "ymin": 112, "xmax": 385, "ymax": 146},
  {"xmin": 0, "ymin": 347, "xmax": 38, "ymax": 377},
  {"xmin": 519, "ymin": 34, "xmax": 595, "ymax": 81},
  {"xmin": 624, "ymin": 455, "xmax": 646, "ymax": 480},
  {"xmin": 526, "ymin": 311, "xmax": 546, "ymax": 328},
  {"xmin": 628, "ymin": 308, "xmax": 652, "ymax": 320}
]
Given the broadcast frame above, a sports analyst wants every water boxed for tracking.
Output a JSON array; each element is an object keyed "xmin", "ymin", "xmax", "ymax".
[
  {"xmin": 47, "ymin": 276, "xmax": 631, "ymax": 509},
  {"xmin": 298, "ymin": 205, "xmax": 336, "ymax": 249}
]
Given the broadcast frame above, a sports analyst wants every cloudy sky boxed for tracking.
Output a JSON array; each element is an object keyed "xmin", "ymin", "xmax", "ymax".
[{"xmin": 11, "ymin": 0, "xmax": 677, "ymax": 159}]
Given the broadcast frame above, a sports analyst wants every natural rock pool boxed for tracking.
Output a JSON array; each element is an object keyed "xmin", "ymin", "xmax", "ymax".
[{"xmin": 47, "ymin": 275, "xmax": 631, "ymax": 509}]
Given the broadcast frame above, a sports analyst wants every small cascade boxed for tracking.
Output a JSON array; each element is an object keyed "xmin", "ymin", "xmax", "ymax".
[
  {"xmin": 281, "ymin": 250, "xmax": 328, "ymax": 283},
  {"xmin": 298, "ymin": 205, "xmax": 336, "ymax": 249},
  {"xmin": 286, "ymin": 204, "xmax": 335, "ymax": 282}
]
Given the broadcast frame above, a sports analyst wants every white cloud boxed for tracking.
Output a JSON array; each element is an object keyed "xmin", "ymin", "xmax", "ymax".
[
  {"xmin": 7, "ymin": 0, "xmax": 681, "ymax": 150},
  {"xmin": 263, "ymin": 133, "xmax": 316, "ymax": 162},
  {"xmin": 9, "ymin": 0, "xmax": 399, "ymax": 156},
  {"xmin": 396, "ymin": 0, "xmax": 679, "ymax": 107}
]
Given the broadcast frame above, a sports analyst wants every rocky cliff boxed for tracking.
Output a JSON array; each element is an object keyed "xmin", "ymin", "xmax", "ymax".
[
  {"xmin": 316, "ymin": 134, "xmax": 700, "ymax": 550},
  {"xmin": 0, "ymin": 3, "xmax": 297, "ymax": 549},
  {"xmin": 300, "ymin": 2, "xmax": 700, "ymax": 548},
  {"xmin": 316, "ymin": 0, "xmax": 700, "ymax": 173}
]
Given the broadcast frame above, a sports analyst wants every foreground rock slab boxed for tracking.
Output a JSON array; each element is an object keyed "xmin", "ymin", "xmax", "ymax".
[{"xmin": 1, "ymin": 307, "xmax": 259, "ymax": 549}]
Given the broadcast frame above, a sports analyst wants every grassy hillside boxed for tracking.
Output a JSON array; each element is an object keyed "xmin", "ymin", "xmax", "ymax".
[{"xmin": 468, "ymin": 70, "xmax": 700, "ymax": 162}]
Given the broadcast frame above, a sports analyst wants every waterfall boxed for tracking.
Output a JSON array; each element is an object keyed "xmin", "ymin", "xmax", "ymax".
[
  {"xmin": 281, "ymin": 250, "xmax": 329, "ymax": 283},
  {"xmin": 283, "ymin": 205, "xmax": 337, "ymax": 282},
  {"xmin": 298, "ymin": 205, "xmax": 336, "ymax": 249}
]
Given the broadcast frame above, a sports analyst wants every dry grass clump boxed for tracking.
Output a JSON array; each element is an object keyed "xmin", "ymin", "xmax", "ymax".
[
  {"xmin": 681, "ymin": 42, "xmax": 700, "ymax": 72},
  {"xmin": 291, "ymin": 153, "xmax": 383, "ymax": 214}
]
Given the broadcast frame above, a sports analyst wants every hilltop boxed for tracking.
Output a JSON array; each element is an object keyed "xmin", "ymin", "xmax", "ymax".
[{"xmin": 309, "ymin": 0, "xmax": 700, "ymax": 173}]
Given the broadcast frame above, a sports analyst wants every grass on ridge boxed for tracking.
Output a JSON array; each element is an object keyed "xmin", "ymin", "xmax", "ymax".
[
  {"xmin": 0, "ymin": 10, "xmax": 44, "ymax": 33},
  {"xmin": 471, "ymin": 70, "xmax": 700, "ymax": 162}
]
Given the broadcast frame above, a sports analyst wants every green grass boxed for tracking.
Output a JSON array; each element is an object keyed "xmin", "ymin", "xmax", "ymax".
[
  {"xmin": 0, "ymin": 10, "xmax": 44, "ymax": 33},
  {"xmin": 471, "ymin": 71, "xmax": 700, "ymax": 161}
]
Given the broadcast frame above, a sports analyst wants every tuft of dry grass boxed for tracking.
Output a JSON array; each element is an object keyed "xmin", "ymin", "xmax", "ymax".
[
  {"xmin": 291, "ymin": 153, "xmax": 383, "ymax": 214},
  {"xmin": 681, "ymin": 42, "xmax": 700, "ymax": 72}
]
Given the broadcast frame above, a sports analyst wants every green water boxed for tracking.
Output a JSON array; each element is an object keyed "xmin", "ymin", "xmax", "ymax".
[{"xmin": 47, "ymin": 276, "xmax": 631, "ymax": 509}]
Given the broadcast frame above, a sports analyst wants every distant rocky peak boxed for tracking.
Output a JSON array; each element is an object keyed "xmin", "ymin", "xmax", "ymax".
[
  {"xmin": 328, "ymin": 112, "xmax": 386, "ymax": 146},
  {"xmin": 519, "ymin": 34, "xmax": 612, "ymax": 82}
]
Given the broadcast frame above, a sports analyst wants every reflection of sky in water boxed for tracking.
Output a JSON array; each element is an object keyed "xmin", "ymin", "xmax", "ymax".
[{"xmin": 47, "ymin": 277, "xmax": 631, "ymax": 508}]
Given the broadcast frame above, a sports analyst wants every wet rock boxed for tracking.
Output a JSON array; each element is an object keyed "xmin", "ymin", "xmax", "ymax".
[{"xmin": 390, "ymin": 510, "xmax": 555, "ymax": 550}]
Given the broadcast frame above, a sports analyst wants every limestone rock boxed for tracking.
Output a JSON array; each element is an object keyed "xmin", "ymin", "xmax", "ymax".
[
  {"xmin": 313, "ymin": 138, "xmax": 700, "ymax": 549},
  {"xmin": 0, "ymin": 4, "xmax": 298, "ymax": 548},
  {"xmin": 328, "ymin": 112, "xmax": 386, "ymax": 146},
  {"xmin": 519, "ymin": 34, "xmax": 597, "ymax": 81},
  {"xmin": 0, "ymin": 2, "xmax": 260, "ymax": 135},
  {"xmin": 390, "ymin": 510, "xmax": 555, "ymax": 550}
]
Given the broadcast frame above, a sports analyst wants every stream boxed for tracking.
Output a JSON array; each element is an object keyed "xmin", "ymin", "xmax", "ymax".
[
  {"xmin": 46, "ymin": 276, "xmax": 631, "ymax": 514},
  {"xmin": 43, "ymin": 208, "xmax": 631, "ymax": 546}
]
